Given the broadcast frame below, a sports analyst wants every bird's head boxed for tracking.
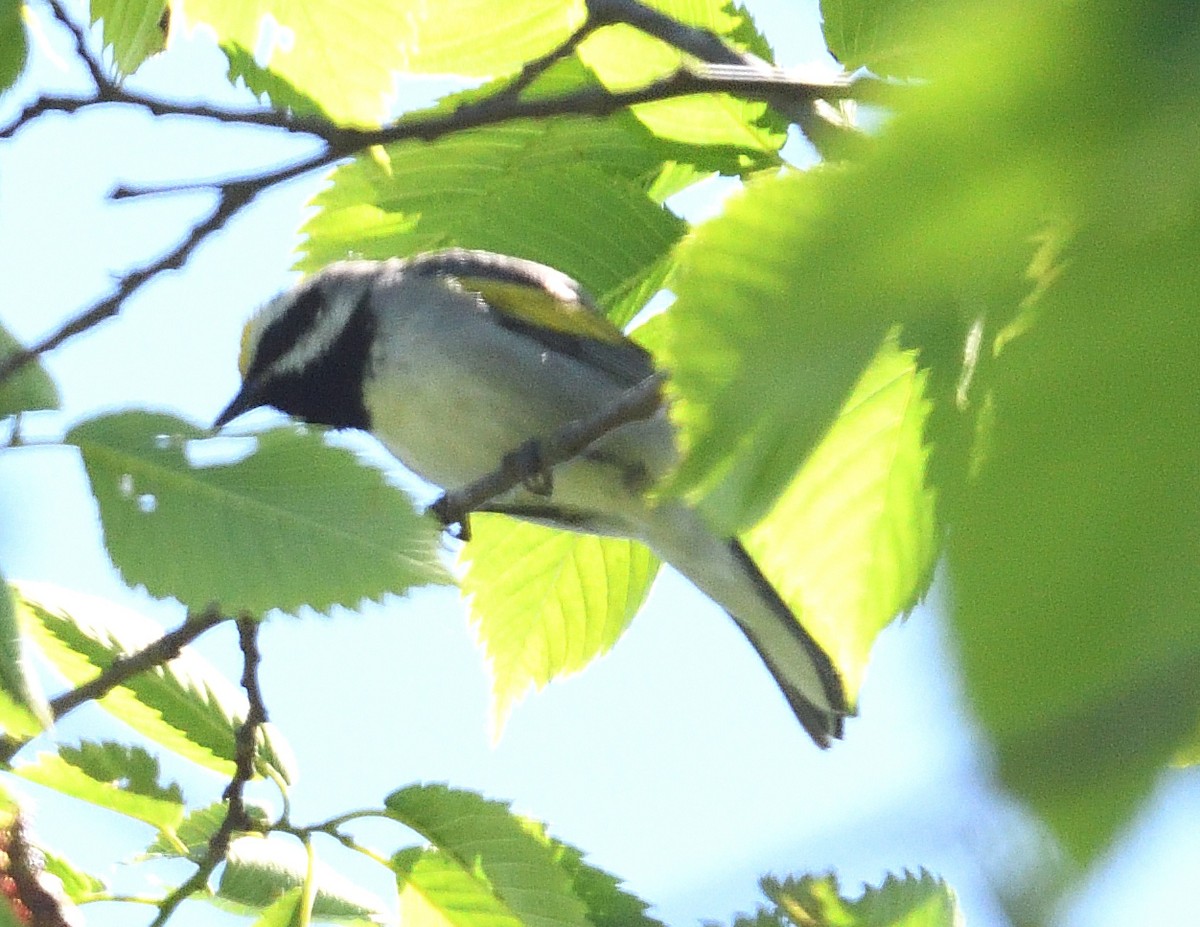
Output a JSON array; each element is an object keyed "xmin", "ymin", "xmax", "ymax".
[{"xmin": 214, "ymin": 262, "xmax": 381, "ymax": 432}]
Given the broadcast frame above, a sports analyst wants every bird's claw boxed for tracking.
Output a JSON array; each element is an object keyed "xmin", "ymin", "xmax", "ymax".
[{"xmin": 508, "ymin": 439, "xmax": 554, "ymax": 496}]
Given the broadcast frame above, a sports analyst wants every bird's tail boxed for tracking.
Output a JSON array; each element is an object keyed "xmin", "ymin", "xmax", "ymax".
[{"xmin": 641, "ymin": 504, "xmax": 848, "ymax": 747}]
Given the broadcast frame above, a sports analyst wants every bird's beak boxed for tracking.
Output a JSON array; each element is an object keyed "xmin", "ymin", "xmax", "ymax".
[{"xmin": 213, "ymin": 381, "xmax": 261, "ymax": 430}]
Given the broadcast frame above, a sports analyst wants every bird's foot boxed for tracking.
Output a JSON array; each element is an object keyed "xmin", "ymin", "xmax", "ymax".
[{"xmin": 507, "ymin": 439, "xmax": 554, "ymax": 496}]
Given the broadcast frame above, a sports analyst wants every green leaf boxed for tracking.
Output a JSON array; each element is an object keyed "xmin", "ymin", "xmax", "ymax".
[
  {"xmin": 66, "ymin": 412, "xmax": 450, "ymax": 616},
  {"xmin": 14, "ymin": 741, "xmax": 185, "ymax": 831},
  {"xmin": 89, "ymin": 0, "xmax": 167, "ymax": 76},
  {"xmin": 553, "ymin": 840, "xmax": 662, "ymax": 927},
  {"xmin": 0, "ymin": 578, "xmax": 50, "ymax": 739},
  {"xmin": 0, "ymin": 326, "xmax": 59, "ymax": 418},
  {"xmin": 296, "ymin": 113, "xmax": 685, "ymax": 310},
  {"xmin": 222, "ymin": 42, "xmax": 329, "ymax": 118},
  {"xmin": 384, "ymin": 784, "xmax": 590, "ymax": 927},
  {"xmin": 250, "ymin": 887, "xmax": 304, "ymax": 927},
  {"xmin": 40, "ymin": 848, "xmax": 107, "ymax": 905},
  {"xmin": 820, "ymin": 0, "xmax": 938, "ymax": 75},
  {"xmin": 742, "ymin": 336, "xmax": 938, "ymax": 703},
  {"xmin": 460, "ymin": 515, "xmax": 659, "ymax": 735},
  {"xmin": 576, "ymin": 2, "xmax": 785, "ymax": 158},
  {"xmin": 393, "ymin": 848, "xmax": 524, "ymax": 927},
  {"xmin": 0, "ymin": 0, "xmax": 27, "ymax": 94},
  {"xmin": 142, "ymin": 799, "xmax": 272, "ymax": 861},
  {"xmin": 15, "ymin": 581, "xmax": 295, "ymax": 783},
  {"xmin": 735, "ymin": 870, "xmax": 959, "ymax": 927},
  {"xmin": 216, "ymin": 836, "xmax": 386, "ymax": 923},
  {"xmin": 178, "ymin": 0, "xmax": 574, "ymax": 125},
  {"xmin": 349, "ymin": 0, "xmax": 586, "ymax": 80}
]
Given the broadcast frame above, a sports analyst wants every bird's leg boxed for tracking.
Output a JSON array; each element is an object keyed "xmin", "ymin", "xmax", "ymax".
[
  {"xmin": 506, "ymin": 438, "xmax": 554, "ymax": 496},
  {"xmin": 429, "ymin": 495, "xmax": 472, "ymax": 541}
]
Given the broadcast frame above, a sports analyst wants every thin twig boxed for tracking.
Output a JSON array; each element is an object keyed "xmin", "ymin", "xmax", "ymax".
[
  {"xmin": 0, "ymin": 606, "xmax": 229, "ymax": 766},
  {"xmin": 110, "ymin": 64, "xmax": 856, "ymax": 203},
  {"xmin": 490, "ymin": 14, "xmax": 601, "ymax": 104},
  {"xmin": 0, "ymin": 90, "xmax": 353, "ymax": 140},
  {"xmin": 431, "ymin": 373, "xmax": 665, "ymax": 533},
  {"xmin": 0, "ymin": 182, "xmax": 256, "ymax": 384},
  {"xmin": 149, "ymin": 615, "xmax": 266, "ymax": 927},
  {"xmin": 48, "ymin": 607, "xmax": 229, "ymax": 719},
  {"xmin": 225, "ymin": 615, "xmax": 267, "ymax": 820},
  {"xmin": 45, "ymin": 0, "xmax": 115, "ymax": 96}
]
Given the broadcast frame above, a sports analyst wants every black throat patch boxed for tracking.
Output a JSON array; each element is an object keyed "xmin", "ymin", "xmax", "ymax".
[{"xmin": 251, "ymin": 287, "xmax": 377, "ymax": 431}]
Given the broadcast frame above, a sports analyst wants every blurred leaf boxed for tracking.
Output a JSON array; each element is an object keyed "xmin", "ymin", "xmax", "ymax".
[
  {"xmin": 883, "ymin": 1, "xmax": 1200, "ymax": 865},
  {"xmin": 665, "ymin": 169, "xmax": 893, "ymax": 534},
  {"xmin": 15, "ymin": 581, "xmax": 295, "ymax": 783},
  {"xmin": 950, "ymin": 219, "xmax": 1200, "ymax": 861},
  {"xmin": 0, "ymin": 0, "xmax": 26, "ymax": 94},
  {"xmin": 216, "ymin": 836, "xmax": 386, "ymax": 923},
  {"xmin": 40, "ymin": 848, "xmax": 106, "ymax": 905},
  {"xmin": 296, "ymin": 110, "xmax": 685, "ymax": 310},
  {"xmin": 743, "ymin": 335, "xmax": 938, "ymax": 703},
  {"xmin": 66, "ymin": 412, "xmax": 449, "ymax": 615},
  {"xmin": 0, "ymin": 578, "xmax": 50, "ymax": 739},
  {"xmin": 820, "ymin": 0, "xmax": 938, "ymax": 75},
  {"xmin": 732, "ymin": 870, "xmax": 959, "ymax": 927},
  {"xmin": 1173, "ymin": 729, "xmax": 1200, "ymax": 768},
  {"xmin": 14, "ymin": 741, "xmax": 185, "ymax": 831},
  {"xmin": 143, "ymin": 800, "xmax": 271, "ymax": 861},
  {"xmin": 385, "ymin": 783, "xmax": 590, "ymax": 927},
  {"xmin": 460, "ymin": 515, "xmax": 659, "ymax": 737},
  {"xmin": 89, "ymin": 0, "xmax": 168, "ymax": 76},
  {"xmin": 0, "ymin": 326, "xmax": 59, "ymax": 418}
]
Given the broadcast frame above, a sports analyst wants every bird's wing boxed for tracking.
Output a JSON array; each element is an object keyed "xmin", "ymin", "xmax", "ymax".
[{"xmin": 405, "ymin": 249, "xmax": 656, "ymax": 388}]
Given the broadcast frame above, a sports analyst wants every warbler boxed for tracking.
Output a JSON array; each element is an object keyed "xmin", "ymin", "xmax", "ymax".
[{"xmin": 215, "ymin": 249, "xmax": 848, "ymax": 746}]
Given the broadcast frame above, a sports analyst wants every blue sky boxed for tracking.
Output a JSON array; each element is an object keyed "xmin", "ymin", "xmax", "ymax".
[{"xmin": 1, "ymin": 2, "xmax": 1198, "ymax": 926}]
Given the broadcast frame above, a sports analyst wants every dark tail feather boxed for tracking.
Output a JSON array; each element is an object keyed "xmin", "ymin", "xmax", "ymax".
[{"xmin": 727, "ymin": 540, "xmax": 847, "ymax": 747}]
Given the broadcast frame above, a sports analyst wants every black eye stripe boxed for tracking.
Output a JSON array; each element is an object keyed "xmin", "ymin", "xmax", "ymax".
[{"xmin": 245, "ymin": 284, "xmax": 327, "ymax": 383}]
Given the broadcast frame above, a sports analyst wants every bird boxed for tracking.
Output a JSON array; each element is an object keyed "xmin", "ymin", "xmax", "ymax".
[{"xmin": 214, "ymin": 248, "xmax": 848, "ymax": 746}]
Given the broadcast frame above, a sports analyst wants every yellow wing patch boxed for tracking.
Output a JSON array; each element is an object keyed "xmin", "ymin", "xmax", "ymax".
[{"xmin": 457, "ymin": 277, "xmax": 630, "ymax": 347}]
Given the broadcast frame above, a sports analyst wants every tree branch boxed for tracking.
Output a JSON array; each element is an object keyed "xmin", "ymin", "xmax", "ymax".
[
  {"xmin": 430, "ymin": 373, "xmax": 665, "ymax": 536},
  {"xmin": 108, "ymin": 64, "xmax": 856, "ymax": 202},
  {"xmin": 45, "ymin": 0, "xmax": 115, "ymax": 97},
  {"xmin": 0, "ymin": 182, "xmax": 257, "ymax": 384},
  {"xmin": 149, "ymin": 615, "xmax": 266, "ymax": 927}
]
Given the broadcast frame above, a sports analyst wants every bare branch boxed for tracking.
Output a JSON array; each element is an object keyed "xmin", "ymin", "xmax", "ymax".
[
  {"xmin": 109, "ymin": 64, "xmax": 857, "ymax": 202},
  {"xmin": 45, "ymin": 0, "xmax": 116, "ymax": 96},
  {"xmin": 431, "ymin": 373, "xmax": 665, "ymax": 535},
  {"xmin": 149, "ymin": 615, "xmax": 266, "ymax": 927},
  {"xmin": 0, "ymin": 182, "xmax": 257, "ymax": 384}
]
